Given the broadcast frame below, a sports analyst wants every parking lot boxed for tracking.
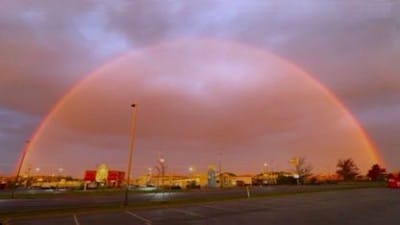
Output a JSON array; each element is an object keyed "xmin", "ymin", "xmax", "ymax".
[{"xmin": 2, "ymin": 188, "xmax": 399, "ymax": 225}]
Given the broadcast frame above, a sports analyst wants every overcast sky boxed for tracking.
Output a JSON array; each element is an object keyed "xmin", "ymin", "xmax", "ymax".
[{"xmin": 1, "ymin": 0, "xmax": 399, "ymax": 177}]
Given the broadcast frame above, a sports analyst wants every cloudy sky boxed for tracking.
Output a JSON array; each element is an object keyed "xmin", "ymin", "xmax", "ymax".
[{"xmin": 0, "ymin": 0, "xmax": 399, "ymax": 177}]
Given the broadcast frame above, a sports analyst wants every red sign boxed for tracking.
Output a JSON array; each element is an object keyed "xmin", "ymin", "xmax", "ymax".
[
  {"xmin": 108, "ymin": 170, "xmax": 125, "ymax": 182},
  {"xmin": 84, "ymin": 170, "xmax": 96, "ymax": 182}
]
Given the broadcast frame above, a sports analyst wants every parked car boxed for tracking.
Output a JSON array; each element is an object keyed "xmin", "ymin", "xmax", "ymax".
[{"xmin": 387, "ymin": 174, "xmax": 400, "ymax": 188}]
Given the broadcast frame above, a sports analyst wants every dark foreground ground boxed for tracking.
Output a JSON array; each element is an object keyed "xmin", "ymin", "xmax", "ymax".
[{"xmin": 1, "ymin": 188, "xmax": 399, "ymax": 225}]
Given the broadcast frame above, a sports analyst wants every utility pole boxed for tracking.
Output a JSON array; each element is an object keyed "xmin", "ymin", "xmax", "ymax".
[
  {"xmin": 289, "ymin": 157, "xmax": 300, "ymax": 185},
  {"xmin": 124, "ymin": 104, "xmax": 137, "ymax": 206},
  {"xmin": 11, "ymin": 140, "xmax": 29, "ymax": 198},
  {"xmin": 218, "ymin": 151, "xmax": 223, "ymax": 188}
]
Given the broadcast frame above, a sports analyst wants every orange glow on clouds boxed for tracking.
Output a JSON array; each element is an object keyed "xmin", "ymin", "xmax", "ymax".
[{"xmin": 20, "ymin": 39, "xmax": 383, "ymax": 177}]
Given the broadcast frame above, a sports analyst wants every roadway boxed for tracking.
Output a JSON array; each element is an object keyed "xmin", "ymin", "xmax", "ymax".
[{"xmin": 1, "ymin": 187, "xmax": 399, "ymax": 225}]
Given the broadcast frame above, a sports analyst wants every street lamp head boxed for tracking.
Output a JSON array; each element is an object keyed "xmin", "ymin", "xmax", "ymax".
[{"xmin": 159, "ymin": 158, "xmax": 165, "ymax": 163}]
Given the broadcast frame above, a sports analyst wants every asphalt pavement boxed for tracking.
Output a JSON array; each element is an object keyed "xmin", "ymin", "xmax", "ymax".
[
  {"xmin": 1, "ymin": 188, "xmax": 399, "ymax": 225},
  {"xmin": 0, "ymin": 185, "xmax": 322, "ymax": 214}
]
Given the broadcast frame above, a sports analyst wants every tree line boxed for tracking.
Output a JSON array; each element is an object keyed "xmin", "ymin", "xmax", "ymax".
[
  {"xmin": 336, "ymin": 158, "xmax": 390, "ymax": 181},
  {"xmin": 293, "ymin": 157, "xmax": 392, "ymax": 183}
]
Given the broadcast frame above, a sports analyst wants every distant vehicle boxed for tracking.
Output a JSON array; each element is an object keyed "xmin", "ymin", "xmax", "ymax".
[
  {"xmin": 137, "ymin": 186, "xmax": 157, "ymax": 191},
  {"xmin": 387, "ymin": 175, "xmax": 400, "ymax": 188},
  {"xmin": 236, "ymin": 181, "xmax": 250, "ymax": 187},
  {"xmin": 171, "ymin": 185, "xmax": 182, "ymax": 190},
  {"xmin": 87, "ymin": 182, "xmax": 98, "ymax": 189},
  {"xmin": 0, "ymin": 182, "xmax": 7, "ymax": 190}
]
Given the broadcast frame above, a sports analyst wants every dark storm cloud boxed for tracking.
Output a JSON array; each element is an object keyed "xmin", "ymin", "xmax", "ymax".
[
  {"xmin": 0, "ymin": 0, "xmax": 399, "ymax": 174},
  {"xmin": 0, "ymin": 0, "xmax": 131, "ymax": 115},
  {"xmin": 2, "ymin": 0, "xmax": 398, "ymax": 116},
  {"xmin": 102, "ymin": 0, "xmax": 400, "ymax": 114},
  {"xmin": 0, "ymin": 0, "xmax": 130, "ymax": 172},
  {"xmin": 0, "ymin": 107, "xmax": 39, "ymax": 173},
  {"xmin": 100, "ymin": 0, "xmax": 400, "ymax": 169}
]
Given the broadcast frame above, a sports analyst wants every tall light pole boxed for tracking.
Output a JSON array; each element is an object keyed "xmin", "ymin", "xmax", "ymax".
[
  {"xmin": 124, "ymin": 104, "xmax": 137, "ymax": 206},
  {"xmin": 11, "ymin": 140, "xmax": 29, "ymax": 198},
  {"xmin": 188, "ymin": 166, "xmax": 194, "ymax": 176},
  {"xmin": 159, "ymin": 158, "xmax": 165, "ymax": 186},
  {"xmin": 58, "ymin": 168, "xmax": 64, "ymax": 176},
  {"xmin": 263, "ymin": 162, "xmax": 267, "ymax": 172},
  {"xmin": 218, "ymin": 151, "xmax": 223, "ymax": 188},
  {"xmin": 289, "ymin": 157, "xmax": 300, "ymax": 185}
]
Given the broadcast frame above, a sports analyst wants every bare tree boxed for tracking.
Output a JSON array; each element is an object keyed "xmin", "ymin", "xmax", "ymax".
[
  {"xmin": 290, "ymin": 157, "xmax": 313, "ymax": 184},
  {"xmin": 154, "ymin": 158, "xmax": 166, "ymax": 187}
]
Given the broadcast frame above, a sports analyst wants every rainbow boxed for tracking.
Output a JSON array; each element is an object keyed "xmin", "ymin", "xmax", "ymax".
[{"xmin": 15, "ymin": 38, "xmax": 385, "ymax": 174}]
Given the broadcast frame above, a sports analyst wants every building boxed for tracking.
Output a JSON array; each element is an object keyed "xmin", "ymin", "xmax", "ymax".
[
  {"xmin": 84, "ymin": 164, "xmax": 125, "ymax": 188},
  {"xmin": 253, "ymin": 172, "xmax": 280, "ymax": 185},
  {"xmin": 218, "ymin": 172, "xmax": 237, "ymax": 187},
  {"xmin": 135, "ymin": 173, "xmax": 208, "ymax": 189},
  {"xmin": 233, "ymin": 175, "xmax": 253, "ymax": 186}
]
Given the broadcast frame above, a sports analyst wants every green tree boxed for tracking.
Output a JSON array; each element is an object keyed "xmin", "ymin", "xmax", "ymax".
[
  {"xmin": 336, "ymin": 158, "xmax": 359, "ymax": 181},
  {"xmin": 367, "ymin": 164, "xmax": 386, "ymax": 181}
]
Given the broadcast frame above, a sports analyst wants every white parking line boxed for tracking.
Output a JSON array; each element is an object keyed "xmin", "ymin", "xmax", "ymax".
[
  {"xmin": 125, "ymin": 211, "xmax": 152, "ymax": 225},
  {"xmin": 199, "ymin": 204, "xmax": 236, "ymax": 212},
  {"xmin": 73, "ymin": 214, "xmax": 80, "ymax": 225},
  {"xmin": 171, "ymin": 208, "xmax": 202, "ymax": 217}
]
